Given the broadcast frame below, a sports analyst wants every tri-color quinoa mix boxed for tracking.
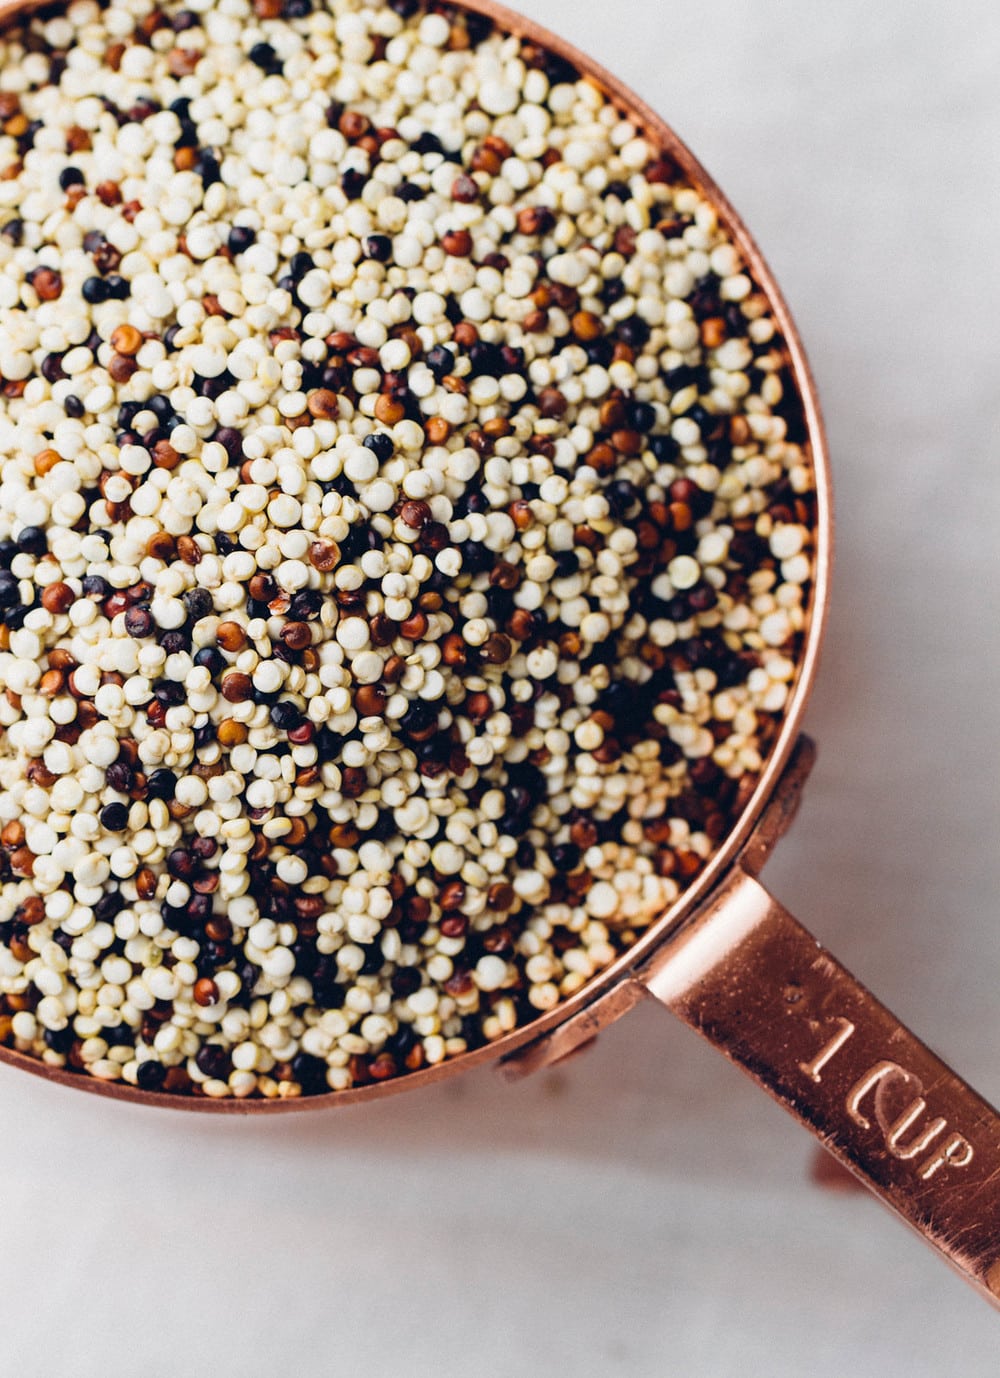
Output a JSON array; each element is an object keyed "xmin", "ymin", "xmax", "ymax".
[{"xmin": 0, "ymin": 0, "xmax": 815, "ymax": 1099}]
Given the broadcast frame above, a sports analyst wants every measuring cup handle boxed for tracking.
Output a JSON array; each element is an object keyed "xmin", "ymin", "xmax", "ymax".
[{"xmin": 640, "ymin": 868, "xmax": 1000, "ymax": 1309}]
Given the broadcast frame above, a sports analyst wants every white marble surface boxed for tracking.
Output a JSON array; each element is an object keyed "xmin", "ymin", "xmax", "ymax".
[{"xmin": 1, "ymin": 1, "xmax": 998, "ymax": 1372}]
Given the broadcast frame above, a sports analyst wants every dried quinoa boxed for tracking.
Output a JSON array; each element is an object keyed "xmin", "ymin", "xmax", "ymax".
[{"xmin": 0, "ymin": 0, "xmax": 816, "ymax": 1098}]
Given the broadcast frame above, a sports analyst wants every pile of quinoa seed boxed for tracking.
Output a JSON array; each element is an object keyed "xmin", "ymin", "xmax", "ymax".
[{"xmin": 0, "ymin": 0, "xmax": 816, "ymax": 1099}]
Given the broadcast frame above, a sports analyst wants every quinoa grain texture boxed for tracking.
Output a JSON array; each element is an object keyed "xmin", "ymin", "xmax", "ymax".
[{"xmin": 0, "ymin": 0, "xmax": 816, "ymax": 1098}]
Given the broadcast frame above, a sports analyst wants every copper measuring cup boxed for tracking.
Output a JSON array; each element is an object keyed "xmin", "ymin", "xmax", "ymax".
[{"xmin": 2, "ymin": 0, "xmax": 998, "ymax": 1310}]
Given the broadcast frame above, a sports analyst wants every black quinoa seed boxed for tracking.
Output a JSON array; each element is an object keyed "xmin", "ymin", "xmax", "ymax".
[
  {"xmin": 193, "ymin": 151, "xmax": 222, "ymax": 186},
  {"xmin": 362, "ymin": 234, "xmax": 392, "ymax": 261},
  {"xmin": 341, "ymin": 168, "xmax": 367, "ymax": 199},
  {"xmin": 425, "ymin": 344, "xmax": 454, "ymax": 379},
  {"xmin": 227, "ymin": 225, "xmax": 256, "ymax": 254},
  {"xmin": 291, "ymin": 1052, "xmax": 328, "ymax": 1093},
  {"xmin": 136, "ymin": 1061, "xmax": 167, "ymax": 1091},
  {"xmin": 183, "ymin": 588, "xmax": 214, "ymax": 621},
  {"xmin": 0, "ymin": 571, "xmax": 20, "ymax": 608},
  {"xmin": 81, "ymin": 276, "xmax": 109, "ymax": 304},
  {"xmin": 159, "ymin": 630, "xmax": 191, "ymax": 656},
  {"xmin": 618, "ymin": 315, "xmax": 651, "ymax": 348},
  {"xmin": 196, "ymin": 1044, "xmax": 232, "ymax": 1079},
  {"xmin": 124, "ymin": 606, "xmax": 153, "ymax": 638},
  {"xmin": 15, "ymin": 526, "xmax": 47, "ymax": 555},
  {"xmin": 44, "ymin": 1026, "xmax": 75, "ymax": 1054},
  {"xmin": 99, "ymin": 802, "xmax": 130, "ymax": 831},
  {"xmin": 146, "ymin": 768, "xmax": 177, "ymax": 800},
  {"xmin": 105, "ymin": 761, "xmax": 134, "ymax": 792},
  {"xmin": 270, "ymin": 701, "xmax": 303, "ymax": 731},
  {"xmin": 249, "ymin": 42, "xmax": 282, "ymax": 74},
  {"xmin": 194, "ymin": 646, "xmax": 226, "ymax": 675},
  {"xmin": 362, "ymin": 432, "xmax": 393, "ymax": 461}
]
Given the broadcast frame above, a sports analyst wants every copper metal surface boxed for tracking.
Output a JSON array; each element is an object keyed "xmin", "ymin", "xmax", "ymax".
[
  {"xmin": 642, "ymin": 873, "xmax": 1000, "ymax": 1307},
  {"xmin": 2, "ymin": 0, "xmax": 998, "ymax": 1314}
]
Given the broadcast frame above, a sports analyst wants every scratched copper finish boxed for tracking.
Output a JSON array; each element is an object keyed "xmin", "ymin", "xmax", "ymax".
[
  {"xmin": 642, "ymin": 864, "xmax": 1000, "ymax": 1311},
  {"xmin": 2, "ymin": 0, "xmax": 998, "ymax": 1312}
]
